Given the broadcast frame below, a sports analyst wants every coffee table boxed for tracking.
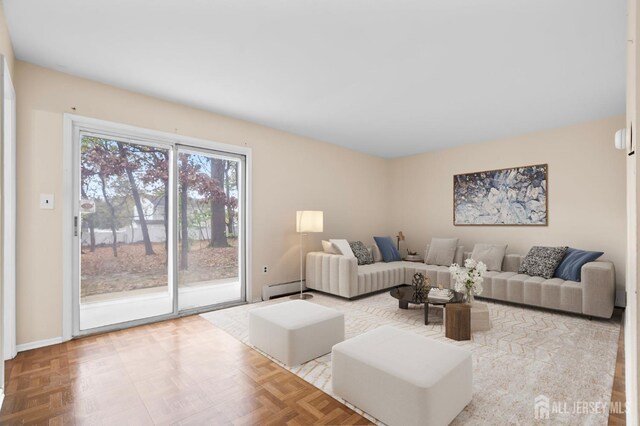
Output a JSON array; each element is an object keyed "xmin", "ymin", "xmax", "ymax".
[{"xmin": 390, "ymin": 284, "xmax": 464, "ymax": 325}]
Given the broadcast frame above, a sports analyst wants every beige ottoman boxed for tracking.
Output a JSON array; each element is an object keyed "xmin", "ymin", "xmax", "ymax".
[
  {"xmin": 249, "ymin": 300, "xmax": 344, "ymax": 366},
  {"xmin": 471, "ymin": 302, "xmax": 491, "ymax": 332},
  {"xmin": 332, "ymin": 325, "xmax": 472, "ymax": 426}
]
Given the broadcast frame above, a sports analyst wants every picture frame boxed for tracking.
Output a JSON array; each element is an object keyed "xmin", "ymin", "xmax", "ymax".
[{"xmin": 453, "ymin": 164, "xmax": 548, "ymax": 226}]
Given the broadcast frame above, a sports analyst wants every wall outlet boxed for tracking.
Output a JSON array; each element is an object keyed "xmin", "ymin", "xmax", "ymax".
[
  {"xmin": 40, "ymin": 193, "xmax": 54, "ymax": 210},
  {"xmin": 262, "ymin": 266, "xmax": 268, "ymax": 274}
]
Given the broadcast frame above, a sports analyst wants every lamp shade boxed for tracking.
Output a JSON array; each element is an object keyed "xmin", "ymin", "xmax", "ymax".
[{"xmin": 296, "ymin": 211, "xmax": 323, "ymax": 233}]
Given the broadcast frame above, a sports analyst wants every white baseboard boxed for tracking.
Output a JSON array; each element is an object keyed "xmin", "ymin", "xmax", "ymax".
[
  {"xmin": 261, "ymin": 280, "xmax": 306, "ymax": 301},
  {"xmin": 0, "ymin": 389, "xmax": 4, "ymax": 410},
  {"xmin": 16, "ymin": 336, "xmax": 64, "ymax": 353}
]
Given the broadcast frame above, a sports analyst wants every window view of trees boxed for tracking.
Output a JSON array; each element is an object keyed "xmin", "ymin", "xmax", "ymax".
[{"xmin": 80, "ymin": 136, "xmax": 240, "ymax": 300}]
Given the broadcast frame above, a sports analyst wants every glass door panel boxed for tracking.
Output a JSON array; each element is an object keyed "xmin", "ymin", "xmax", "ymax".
[
  {"xmin": 78, "ymin": 133, "xmax": 173, "ymax": 330},
  {"xmin": 177, "ymin": 148, "xmax": 243, "ymax": 311}
]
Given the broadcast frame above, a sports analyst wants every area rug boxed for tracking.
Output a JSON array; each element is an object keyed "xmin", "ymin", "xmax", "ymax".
[{"xmin": 201, "ymin": 292, "xmax": 621, "ymax": 425}]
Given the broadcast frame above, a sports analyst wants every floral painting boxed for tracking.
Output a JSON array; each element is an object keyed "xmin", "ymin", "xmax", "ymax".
[{"xmin": 453, "ymin": 164, "xmax": 548, "ymax": 226}]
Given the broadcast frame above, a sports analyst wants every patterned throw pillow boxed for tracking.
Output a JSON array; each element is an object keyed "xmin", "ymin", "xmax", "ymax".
[
  {"xmin": 349, "ymin": 241, "xmax": 374, "ymax": 265},
  {"xmin": 519, "ymin": 246, "xmax": 568, "ymax": 279}
]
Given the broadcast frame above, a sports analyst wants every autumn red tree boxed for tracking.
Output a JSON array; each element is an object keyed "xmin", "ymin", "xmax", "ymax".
[
  {"xmin": 81, "ymin": 138, "xmax": 128, "ymax": 257},
  {"xmin": 117, "ymin": 142, "xmax": 155, "ymax": 255},
  {"xmin": 82, "ymin": 142, "xmax": 238, "ymax": 269}
]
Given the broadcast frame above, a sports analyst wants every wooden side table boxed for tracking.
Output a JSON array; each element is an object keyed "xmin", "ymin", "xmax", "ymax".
[{"xmin": 445, "ymin": 303, "xmax": 471, "ymax": 341}]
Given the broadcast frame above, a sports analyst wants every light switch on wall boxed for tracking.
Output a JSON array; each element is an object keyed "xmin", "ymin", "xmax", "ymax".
[{"xmin": 40, "ymin": 193, "xmax": 54, "ymax": 210}]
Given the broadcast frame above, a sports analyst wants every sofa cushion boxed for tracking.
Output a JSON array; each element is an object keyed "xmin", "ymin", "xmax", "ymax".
[
  {"xmin": 426, "ymin": 244, "xmax": 464, "ymax": 266},
  {"xmin": 372, "ymin": 244, "xmax": 383, "ymax": 262},
  {"xmin": 349, "ymin": 241, "xmax": 374, "ymax": 265},
  {"xmin": 505, "ymin": 273, "xmax": 530, "ymax": 303},
  {"xmin": 322, "ymin": 240, "xmax": 340, "ymax": 254},
  {"xmin": 554, "ymin": 248, "xmax": 604, "ymax": 282},
  {"xmin": 357, "ymin": 262, "xmax": 405, "ymax": 294},
  {"xmin": 425, "ymin": 238, "xmax": 458, "ymax": 266},
  {"xmin": 502, "ymin": 254, "xmax": 523, "ymax": 273},
  {"xmin": 407, "ymin": 263, "xmax": 450, "ymax": 288},
  {"xmin": 471, "ymin": 243, "xmax": 507, "ymax": 272},
  {"xmin": 518, "ymin": 246, "xmax": 568, "ymax": 279},
  {"xmin": 374, "ymin": 236, "xmax": 402, "ymax": 262},
  {"xmin": 522, "ymin": 276, "xmax": 545, "ymax": 307},
  {"xmin": 329, "ymin": 239, "xmax": 355, "ymax": 258},
  {"xmin": 541, "ymin": 278, "xmax": 569, "ymax": 311},
  {"xmin": 488, "ymin": 272, "xmax": 518, "ymax": 301},
  {"xmin": 560, "ymin": 280, "xmax": 582, "ymax": 313}
]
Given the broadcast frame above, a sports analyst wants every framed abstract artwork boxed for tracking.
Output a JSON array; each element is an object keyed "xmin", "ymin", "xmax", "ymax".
[{"xmin": 453, "ymin": 164, "xmax": 548, "ymax": 226}]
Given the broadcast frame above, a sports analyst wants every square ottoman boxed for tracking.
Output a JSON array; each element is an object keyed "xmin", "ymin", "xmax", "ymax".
[
  {"xmin": 332, "ymin": 325, "xmax": 472, "ymax": 426},
  {"xmin": 249, "ymin": 300, "xmax": 344, "ymax": 366}
]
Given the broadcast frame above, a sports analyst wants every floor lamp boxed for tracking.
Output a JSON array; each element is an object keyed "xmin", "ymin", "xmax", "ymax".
[{"xmin": 291, "ymin": 210, "xmax": 323, "ymax": 300}]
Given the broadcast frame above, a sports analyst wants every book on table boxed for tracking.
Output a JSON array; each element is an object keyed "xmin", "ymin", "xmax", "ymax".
[{"xmin": 428, "ymin": 288, "xmax": 453, "ymax": 302}]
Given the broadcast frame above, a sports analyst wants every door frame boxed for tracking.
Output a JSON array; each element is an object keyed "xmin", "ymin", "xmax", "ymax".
[
  {"xmin": 62, "ymin": 114, "xmax": 252, "ymax": 339},
  {"xmin": 2, "ymin": 57, "xmax": 16, "ymax": 360}
]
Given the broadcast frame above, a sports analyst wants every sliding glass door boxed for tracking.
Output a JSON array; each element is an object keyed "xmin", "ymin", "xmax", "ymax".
[
  {"xmin": 74, "ymin": 127, "xmax": 245, "ymax": 333},
  {"xmin": 77, "ymin": 134, "xmax": 174, "ymax": 330},
  {"xmin": 177, "ymin": 148, "xmax": 244, "ymax": 311}
]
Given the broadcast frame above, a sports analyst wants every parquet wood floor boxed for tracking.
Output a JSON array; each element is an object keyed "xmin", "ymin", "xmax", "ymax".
[
  {"xmin": 0, "ymin": 309, "xmax": 628, "ymax": 425},
  {"xmin": 1, "ymin": 315, "xmax": 370, "ymax": 425}
]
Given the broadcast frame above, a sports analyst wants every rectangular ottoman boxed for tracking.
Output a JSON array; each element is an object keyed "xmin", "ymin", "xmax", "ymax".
[
  {"xmin": 249, "ymin": 300, "xmax": 344, "ymax": 366},
  {"xmin": 332, "ymin": 325, "xmax": 472, "ymax": 426}
]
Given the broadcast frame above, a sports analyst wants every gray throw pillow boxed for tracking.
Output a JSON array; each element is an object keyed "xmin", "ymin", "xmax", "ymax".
[
  {"xmin": 349, "ymin": 241, "xmax": 374, "ymax": 265},
  {"xmin": 519, "ymin": 246, "xmax": 568, "ymax": 279},
  {"xmin": 425, "ymin": 238, "xmax": 458, "ymax": 266},
  {"xmin": 471, "ymin": 243, "xmax": 508, "ymax": 271}
]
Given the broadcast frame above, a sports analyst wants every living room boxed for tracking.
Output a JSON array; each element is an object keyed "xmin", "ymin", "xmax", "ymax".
[{"xmin": 0, "ymin": 0, "xmax": 638, "ymax": 425}]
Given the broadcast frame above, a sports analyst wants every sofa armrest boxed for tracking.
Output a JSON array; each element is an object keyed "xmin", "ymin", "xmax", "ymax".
[
  {"xmin": 581, "ymin": 261, "xmax": 615, "ymax": 318},
  {"xmin": 306, "ymin": 252, "xmax": 358, "ymax": 298}
]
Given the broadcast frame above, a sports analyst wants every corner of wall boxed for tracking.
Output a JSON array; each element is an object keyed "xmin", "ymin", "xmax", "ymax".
[{"xmin": 0, "ymin": 3, "xmax": 15, "ymax": 76}]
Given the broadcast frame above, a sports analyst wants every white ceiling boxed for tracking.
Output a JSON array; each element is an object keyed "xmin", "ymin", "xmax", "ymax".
[{"xmin": 3, "ymin": 0, "xmax": 627, "ymax": 158}]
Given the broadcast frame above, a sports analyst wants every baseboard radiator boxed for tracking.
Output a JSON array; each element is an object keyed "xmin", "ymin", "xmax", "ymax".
[{"xmin": 261, "ymin": 280, "xmax": 305, "ymax": 301}]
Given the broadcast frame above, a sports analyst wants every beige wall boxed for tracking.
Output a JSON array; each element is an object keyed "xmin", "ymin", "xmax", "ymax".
[
  {"xmin": 13, "ymin": 62, "xmax": 629, "ymax": 348},
  {"xmin": 389, "ymin": 116, "xmax": 627, "ymax": 301},
  {"xmin": 15, "ymin": 61, "xmax": 392, "ymax": 345},
  {"xmin": 0, "ymin": 4, "xmax": 14, "ymax": 76}
]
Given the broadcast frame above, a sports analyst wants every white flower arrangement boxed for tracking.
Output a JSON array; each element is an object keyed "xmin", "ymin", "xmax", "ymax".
[{"xmin": 449, "ymin": 258, "xmax": 487, "ymax": 299}]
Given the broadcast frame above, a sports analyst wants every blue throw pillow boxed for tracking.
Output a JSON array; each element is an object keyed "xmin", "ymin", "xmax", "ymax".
[
  {"xmin": 373, "ymin": 236, "xmax": 401, "ymax": 262},
  {"xmin": 553, "ymin": 248, "xmax": 604, "ymax": 282}
]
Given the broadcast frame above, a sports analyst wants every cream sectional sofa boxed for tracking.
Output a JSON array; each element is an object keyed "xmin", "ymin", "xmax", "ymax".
[
  {"xmin": 305, "ymin": 247, "xmax": 616, "ymax": 319},
  {"xmin": 306, "ymin": 245, "xmax": 463, "ymax": 299}
]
